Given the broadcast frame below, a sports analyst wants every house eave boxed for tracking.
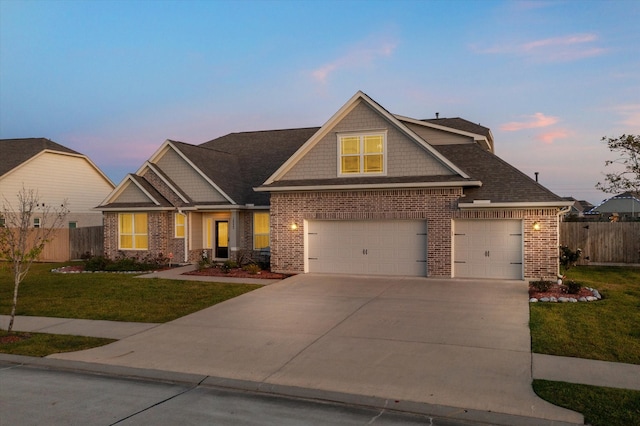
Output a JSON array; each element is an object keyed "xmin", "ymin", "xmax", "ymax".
[
  {"xmin": 458, "ymin": 201, "xmax": 573, "ymax": 209},
  {"xmin": 98, "ymin": 207, "xmax": 175, "ymax": 212},
  {"xmin": 255, "ymin": 180, "xmax": 482, "ymax": 192}
]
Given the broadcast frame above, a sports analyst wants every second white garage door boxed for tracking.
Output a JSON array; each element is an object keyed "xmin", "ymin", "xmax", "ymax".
[
  {"xmin": 453, "ymin": 220, "xmax": 523, "ymax": 279},
  {"xmin": 307, "ymin": 220, "xmax": 427, "ymax": 276}
]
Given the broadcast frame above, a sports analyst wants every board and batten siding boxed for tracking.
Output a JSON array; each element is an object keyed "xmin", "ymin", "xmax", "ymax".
[
  {"xmin": 280, "ymin": 100, "xmax": 454, "ymax": 181},
  {"xmin": 0, "ymin": 152, "xmax": 113, "ymax": 227}
]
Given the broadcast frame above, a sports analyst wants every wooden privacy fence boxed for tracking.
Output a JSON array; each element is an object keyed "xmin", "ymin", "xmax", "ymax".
[
  {"xmin": 560, "ymin": 222, "xmax": 640, "ymax": 265},
  {"xmin": 69, "ymin": 226, "xmax": 104, "ymax": 260},
  {"xmin": 3, "ymin": 226, "xmax": 104, "ymax": 262}
]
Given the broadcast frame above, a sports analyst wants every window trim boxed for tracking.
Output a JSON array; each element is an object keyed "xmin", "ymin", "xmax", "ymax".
[
  {"xmin": 33, "ymin": 217, "xmax": 41, "ymax": 228},
  {"xmin": 118, "ymin": 213, "xmax": 148, "ymax": 250},
  {"xmin": 253, "ymin": 212, "xmax": 270, "ymax": 250},
  {"xmin": 337, "ymin": 131, "xmax": 387, "ymax": 177}
]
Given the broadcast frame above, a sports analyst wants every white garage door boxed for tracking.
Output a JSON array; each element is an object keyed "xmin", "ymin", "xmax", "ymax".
[
  {"xmin": 453, "ymin": 220, "xmax": 523, "ymax": 279},
  {"xmin": 307, "ymin": 220, "xmax": 427, "ymax": 276}
]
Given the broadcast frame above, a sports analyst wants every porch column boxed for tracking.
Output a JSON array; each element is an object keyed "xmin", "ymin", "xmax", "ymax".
[{"xmin": 229, "ymin": 210, "xmax": 240, "ymax": 256}]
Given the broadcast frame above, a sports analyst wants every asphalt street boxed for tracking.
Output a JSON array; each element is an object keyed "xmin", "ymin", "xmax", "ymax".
[{"xmin": 1, "ymin": 361, "xmax": 475, "ymax": 426}]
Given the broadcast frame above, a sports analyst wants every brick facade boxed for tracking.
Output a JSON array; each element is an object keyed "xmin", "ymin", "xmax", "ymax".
[
  {"xmin": 270, "ymin": 188, "xmax": 461, "ymax": 276},
  {"xmin": 454, "ymin": 208, "xmax": 560, "ymax": 279},
  {"xmin": 271, "ymin": 190, "xmax": 561, "ymax": 279},
  {"xmin": 104, "ymin": 211, "xmax": 185, "ymax": 262}
]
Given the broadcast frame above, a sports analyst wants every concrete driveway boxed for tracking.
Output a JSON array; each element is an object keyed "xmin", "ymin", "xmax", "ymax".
[{"xmin": 51, "ymin": 274, "xmax": 582, "ymax": 424}]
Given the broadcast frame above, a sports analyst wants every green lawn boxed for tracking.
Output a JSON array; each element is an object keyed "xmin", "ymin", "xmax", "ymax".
[
  {"xmin": 533, "ymin": 380, "xmax": 640, "ymax": 426},
  {"xmin": 0, "ymin": 330, "xmax": 115, "ymax": 357},
  {"xmin": 530, "ymin": 266, "xmax": 640, "ymax": 424},
  {"xmin": 530, "ymin": 266, "xmax": 640, "ymax": 364},
  {"xmin": 0, "ymin": 262, "xmax": 261, "ymax": 323}
]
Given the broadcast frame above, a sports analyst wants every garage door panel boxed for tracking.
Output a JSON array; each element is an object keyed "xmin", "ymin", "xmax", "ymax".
[
  {"xmin": 308, "ymin": 220, "xmax": 427, "ymax": 276},
  {"xmin": 454, "ymin": 220, "xmax": 523, "ymax": 280}
]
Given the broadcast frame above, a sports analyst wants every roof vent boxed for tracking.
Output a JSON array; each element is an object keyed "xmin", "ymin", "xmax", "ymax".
[{"xmin": 435, "ymin": 112, "xmax": 440, "ymax": 119}]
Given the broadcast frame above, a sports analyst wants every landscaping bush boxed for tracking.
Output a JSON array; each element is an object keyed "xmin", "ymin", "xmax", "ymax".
[
  {"xmin": 559, "ymin": 245, "xmax": 582, "ymax": 271},
  {"xmin": 242, "ymin": 264, "xmax": 261, "ymax": 275},
  {"xmin": 531, "ymin": 279, "xmax": 554, "ymax": 292},
  {"xmin": 566, "ymin": 280, "xmax": 582, "ymax": 294},
  {"xmin": 84, "ymin": 256, "xmax": 110, "ymax": 271},
  {"xmin": 221, "ymin": 259, "xmax": 238, "ymax": 273}
]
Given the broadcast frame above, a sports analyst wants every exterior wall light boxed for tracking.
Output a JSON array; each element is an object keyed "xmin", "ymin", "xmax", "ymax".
[
  {"xmin": 290, "ymin": 222, "xmax": 298, "ymax": 230},
  {"xmin": 533, "ymin": 221, "xmax": 541, "ymax": 231}
]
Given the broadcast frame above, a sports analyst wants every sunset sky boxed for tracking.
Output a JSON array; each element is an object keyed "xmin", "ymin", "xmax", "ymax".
[{"xmin": 1, "ymin": 0, "xmax": 639, "ymax": 205}]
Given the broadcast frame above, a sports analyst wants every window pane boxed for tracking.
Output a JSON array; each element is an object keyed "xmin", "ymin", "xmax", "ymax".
[
  {"xmin": 134, "ymin": 213, "xmax": 147, "ymax": 232},
  {"xmin": 340, "ymin": 137, "xmax": 360, "ymax": 155},
  {"xmin": 205, "ymin": 220, "xmax": 212, "ymax": 248},
  {"xmin": 364, "ymin": 154, "xmax": 383, "ymax": 173},
  {"xmin": 120, "ymin": 214, "xmax": 132, "ymax": 234},
  {"xmin": 175, "ymin": 213, "xmax": 185, "ymax": 238},
  {"xmin": 364, "ymin": 135, "xmax": 383, "ymax": 153},
  {"xmin": 341, "ymin": 156, "xmax": 360, "ymax": 173},
  {"xmin": 254, "ymin": 235, "xmax": 269, "ymax": 249},
  {"xmin": 135, "ymin": 235, "xmax": 148, "ymax": 250},
  {"xmin": 254, "ymin": 213, "xmax": 270, "ymax": 233},
  {"xmin": 120, "ymin": 235, "xmax": 133, "ymax": 249}
]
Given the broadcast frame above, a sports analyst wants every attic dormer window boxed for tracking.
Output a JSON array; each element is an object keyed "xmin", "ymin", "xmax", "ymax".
[{"xmin": 338, "ymin": 132, "xmax": 386, "ymax": 176}]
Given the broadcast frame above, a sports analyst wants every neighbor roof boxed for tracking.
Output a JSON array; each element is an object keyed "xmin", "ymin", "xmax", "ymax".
[{"xmin": 0, "ymin": 138, "xmax": 81, "ymax": 177}]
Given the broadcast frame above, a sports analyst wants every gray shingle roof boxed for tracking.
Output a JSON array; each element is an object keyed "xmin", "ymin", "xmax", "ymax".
[
  {"xmin": 432, "ymin": 143, "xmax": 563, "ymax": 203},
  {"xmin": 0, "ymin": 138, "xmax": 81, "ymax": 177},
  {"xmin": 198, "ymin": 127, "xmax": 320, "ymax": 205},
  {"xmin": 422, "ymin": 118, "xmax": 491, "ymax": 139}
]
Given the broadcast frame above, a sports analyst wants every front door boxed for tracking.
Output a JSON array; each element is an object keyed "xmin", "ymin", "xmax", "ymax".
[{"xmin": 215, "ymin": 221, "xmax": 229, "ymax": 259}]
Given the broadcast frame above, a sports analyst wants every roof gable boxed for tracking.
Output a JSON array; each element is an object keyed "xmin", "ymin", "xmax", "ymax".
[
  {"xmin": 263, "ymin": 91, "xmax": 470, "ymax": 186},
  {"xmin": 148, "ymin": 140, "xmax": 234, "ymax": 204},
  {"xmin": 100, "ymin": 174, "xmax": 171, "ymax": 208}
]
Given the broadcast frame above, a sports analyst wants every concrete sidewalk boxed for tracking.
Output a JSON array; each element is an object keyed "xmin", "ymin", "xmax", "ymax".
[{"xmin": 6, "ymin": 314, "xmax": 639, "ymax": 392}]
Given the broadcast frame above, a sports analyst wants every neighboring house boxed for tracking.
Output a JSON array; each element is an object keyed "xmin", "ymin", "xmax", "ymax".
[
  {"xmin": 588, "ymin": 192, "xmax": 640, "ymax": 221},
  {"xmin": 99, "ymin": 91, "xmax": 571, "ymax": 280},
  {"xmin": 561, "ymin": 197, "xmax": 595, "ymax": 219},
  {"xmin": 0, "ymin": 138, "xmax": 115, "ymax": 228}
]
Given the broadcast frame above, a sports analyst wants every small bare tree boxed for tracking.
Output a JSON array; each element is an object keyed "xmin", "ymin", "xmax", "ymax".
[{"xmin": 1, "ymin": 187, "xmax": 69, "ymax": 332}]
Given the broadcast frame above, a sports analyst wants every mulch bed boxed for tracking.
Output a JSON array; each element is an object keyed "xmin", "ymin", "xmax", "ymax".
[
  {"xmin": 529, "ymin": 282, "xmax": 595, "ymax": 300},
  {"xmin": 184, "ymin": 267, "xmax": 289, "ymax": 280},
  {"xmin": 0, "ymin": 332, "xmax": 31, "ymax": 344}
]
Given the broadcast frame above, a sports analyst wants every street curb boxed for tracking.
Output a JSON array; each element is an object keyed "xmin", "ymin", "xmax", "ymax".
[{"xmin": 0, "ymin": 354, "xmax": 583, "ymax": 426}]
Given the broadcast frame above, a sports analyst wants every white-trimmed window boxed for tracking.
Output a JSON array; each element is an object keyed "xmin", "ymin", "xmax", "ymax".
[
  {"xmin": 68, "ymin": 221, "xmax": 77, "ymax": 229},
  {"xmin": 338, "ymin": 132, "xmax": 386, "ymax": 176},
  {"xmin": 118, "ymin": 213, "xmax": 148, "ymax": 250},
  {"xmin": 253, "ymin": 212, "xmax": 270, "ymax": 249},
  {"xmin": 33, "ymin": 218, "xmax": 41, "ymax": 228},
  {"xmin": 175, "ymin": 213, "xmax": 186, "ymax": 238}
]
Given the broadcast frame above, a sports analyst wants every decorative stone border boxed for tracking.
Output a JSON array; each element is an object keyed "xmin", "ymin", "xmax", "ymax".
[
  {"xmin": 51, "ymin": 267, "xmax": 156, "ymax": 275},
  {"xmin": 530, "ymin": 287, "xmax": 602, "ymax": 303}
]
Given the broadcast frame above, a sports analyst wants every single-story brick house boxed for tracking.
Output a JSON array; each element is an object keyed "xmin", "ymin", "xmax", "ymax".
[{"xmin": 99, "ymin": 91, "xmax": 571, "ymax": 280}]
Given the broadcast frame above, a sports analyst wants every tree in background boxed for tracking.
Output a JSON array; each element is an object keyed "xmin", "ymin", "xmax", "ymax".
[
  {"xmin": 596, "ymin": 134, "xmax": 640, "ymax": 194},
  {"xmin": 0, "ymin": 187, "xmax": 69, "ymax": 332}
]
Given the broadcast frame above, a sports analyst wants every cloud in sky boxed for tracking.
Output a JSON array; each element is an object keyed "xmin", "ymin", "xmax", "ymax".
[
  {"xmin": 536, "ymin": 129, "xmax": 571, "ymax": 144},
  {"xmin": 611, "ymin": 104, "xmax": 640, "ymax": 129},
  {"xmin": 500, "ymin": 112, "xmax": 559, "ymax": 131},
  {"xmin": 311, "ymin": 37, "xmax": 397, "ymax": 84},
  {"xmin": 473, "ymin": 33, "xmax": 606, "ymax": 62}
]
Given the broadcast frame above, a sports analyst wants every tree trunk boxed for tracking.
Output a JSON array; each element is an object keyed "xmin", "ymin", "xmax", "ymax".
[{"xmin": 7, "ymin": 269, "xmax": 21, "ymax": 333}]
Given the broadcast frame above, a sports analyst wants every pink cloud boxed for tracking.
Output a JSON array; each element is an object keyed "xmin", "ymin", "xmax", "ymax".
[
  {"xmin": 311, "ymin": 38, "xmax": 397, "ymax": 84},
  {"xmin": 501, "ymin": 113, "xmax": 559, "ymax": 131},
  {"xmin": 536, "ymin": 129, "xmax": 571, "ymax": 144},
  {"xmin": 472, "ymin": 33, "xmax": 605, "ymax": 62}
]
